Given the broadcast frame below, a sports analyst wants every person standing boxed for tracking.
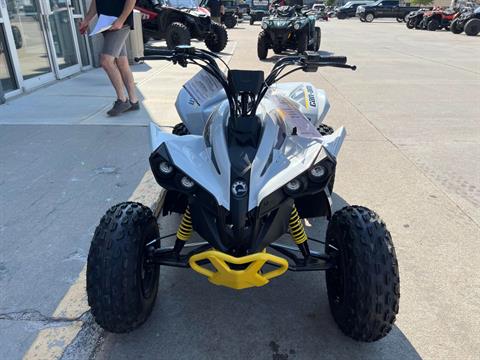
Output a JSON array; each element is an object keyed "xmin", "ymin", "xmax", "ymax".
[
  {"xmin": 206, "ymin": 0, "xmax": 224, "ymax": 24},
  {"xmin": 79, "ymin": 0, "xmax": 139, "ymax": 117}
]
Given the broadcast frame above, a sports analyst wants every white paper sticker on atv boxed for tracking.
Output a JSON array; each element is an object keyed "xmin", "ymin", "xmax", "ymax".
[
  {"xmin": 183, "ymin": 69, "xmax": 223, "ymax": 106},
  {"xmin": 271, "ymin": 96, "xmax": 320, "ymax": 139}
]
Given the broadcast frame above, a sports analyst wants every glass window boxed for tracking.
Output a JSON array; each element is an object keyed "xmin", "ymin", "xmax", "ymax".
[
  {"xmin": 0, "ymin": 24, "xmax": 18, "ymax": 92},
  {"xmin": 9, "ymin": 0, "xmax": 53, "ymax": 80}
]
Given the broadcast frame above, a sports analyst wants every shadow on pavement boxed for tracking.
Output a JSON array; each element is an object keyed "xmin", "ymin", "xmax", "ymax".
[{"xmin": 98, "ymin": 193, "xmax": 421, "ymax": 360}]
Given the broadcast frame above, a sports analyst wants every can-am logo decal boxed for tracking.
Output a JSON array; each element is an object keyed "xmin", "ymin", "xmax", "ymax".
[
  {"xmin": 306, "ymin": 86, "xmax": 316, "ymax": 108},
  {"xmin": 232, "ymin": 180, "xmax": 248, "ymax": 198}
]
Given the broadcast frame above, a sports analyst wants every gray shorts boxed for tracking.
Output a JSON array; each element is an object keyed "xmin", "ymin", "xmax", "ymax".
[{"xmin": 102, "ymin": 26, "xmax": 130, "ymax": 57}]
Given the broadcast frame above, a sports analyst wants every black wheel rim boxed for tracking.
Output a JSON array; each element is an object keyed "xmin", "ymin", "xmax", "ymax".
[
  {"xmin": 326, "ymin": 232, "xmax": 346, "ymax": 307},
  {"xmin": 139, "ymin": 234, "xmax": 159, "ymax": 299}
]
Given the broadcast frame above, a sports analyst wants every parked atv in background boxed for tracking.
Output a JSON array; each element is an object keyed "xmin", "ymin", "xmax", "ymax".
[
  {"xmin": 419, "ymin": 8, "xmax": 458, "ymax": 31},
  {"xmin": 257, "ymin": 5, "xmax": 320, "ymax": 60},
  {"xmin": 136, "ymin": 0, "xmax": 228, "ymax": 52},
  {"xmin": 249, "ymin": 0, "xmax": 270, "ymax": 25},
  {"xmin": 451, "ymin": 6, "xmax": 480, "ymax": 36},
  {"xmin": 87, "ymin": 45, "xmax": 401, "ymax": 343},
  {"xmin": 405, "ymin": 8, "xmax": 430, "ymax": 29},
  {"xmin": 219, "ymin": 0, "xmax": 238, "ymax": 28},
  {"xmin": 311, "ymin": 3, "xmax": 329, "ymax": 21}
]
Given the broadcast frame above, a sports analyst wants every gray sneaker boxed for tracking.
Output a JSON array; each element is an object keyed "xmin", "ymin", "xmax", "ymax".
[
  {"xmin": 128, "ymin": 101, "xmax": 140, "ymax": 111},
  {"xmin": 107, "ymin": 99, "xmax": 132, "ymax": 116}
]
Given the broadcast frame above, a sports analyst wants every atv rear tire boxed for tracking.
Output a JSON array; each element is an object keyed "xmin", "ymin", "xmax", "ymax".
[
  {"xmin": 224, "ymin": 15, "xmax": 237, "ymax": 29},
  {"xmin": 325, "ymin": 206, "xmax": 400, "ymax": 342},
  {"xmin": 296, "ymin": 30, "xmax": 308, "ymax": 55},
  {"xmin": 250, "ymin": 17, "xmax": 255, "ymax": 25},
  {"xmin": 396, "ymin": 17, "xmax": 403, "ymax": 23},
  {"xmin": 205, "ymin": 23, "xmax": 228, "ymax": 53},
  {"xmin": 87, "ymin": 202, "xmax": 160, "ymax": 333},
  {"xmin": 314, "ymin": 26, "xmax": 321, "ymax": 51},
  {"xmin": 450, "ymin": 18, "xmax": 463, "ymax": 34},
  {"xmin": 365, "ymin": 13, "xmax": 374, "ymax": 23},
  {"xmin": 317, "ymin": 123, "xmax": 334, "ymax": 136},
  {"xmin": 464, "ymin": 18, "xmax": 480, "ymax": 36},
  {"xmin": 427, "ymin": 19, "xmax": 439, "ymax": 31},
  {"xmin": 257, "ymin": 31, "xmax": 269, "ymax": 60},
  {"xmin": 172, "ymin": 123, "xmax": 190, "ymax": 136},
  {"xmin": 166, "ymin": 22, "xmax": 191, "ymax": 50}
]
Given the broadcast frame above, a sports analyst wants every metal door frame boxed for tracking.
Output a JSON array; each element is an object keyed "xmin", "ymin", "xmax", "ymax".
[
  {"xmin": 71, "ymin": 0, "xmax": 93, "ymax": 69},
  {"xmin": 41, "ymin": 0, "xmax": 82, "ymax": 79}
]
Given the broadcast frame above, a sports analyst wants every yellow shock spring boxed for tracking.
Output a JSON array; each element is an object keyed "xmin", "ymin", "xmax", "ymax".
[
  {"xmin": 176, "ymin": 207, "xmax": 193, "ymax": 241},
  {"xmin": 289, "ymin": 205, "xmax": 308, "ymax": 245}
]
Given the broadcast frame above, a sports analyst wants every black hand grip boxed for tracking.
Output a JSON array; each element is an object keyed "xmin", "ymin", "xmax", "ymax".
[
  {"xmin": 143, "ymin": 47, "xmax": 175, "ymax": 56},
  {"xmin": 318, "ymin": 56, "xmax": 347, "ymax": 64}
]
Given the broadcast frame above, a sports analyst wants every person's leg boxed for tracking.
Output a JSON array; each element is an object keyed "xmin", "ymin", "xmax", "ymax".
[
  {"xmin": 100, "ymin": 54, "xmax": 127, "ymax": 102},
  {"xmin": 115, "ymin": 54, "xmax": 138, "ymax": 104}
]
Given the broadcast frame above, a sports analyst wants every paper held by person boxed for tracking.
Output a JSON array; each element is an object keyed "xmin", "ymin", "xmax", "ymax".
[{"xmin": 89, "ymin": 15, "xmax": 118, "ymax": 36}]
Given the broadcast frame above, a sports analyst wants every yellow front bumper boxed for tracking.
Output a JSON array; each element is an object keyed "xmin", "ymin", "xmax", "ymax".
[{"xmin": 189, "ymin": 250, "xmax": 289, "ymax": 290}]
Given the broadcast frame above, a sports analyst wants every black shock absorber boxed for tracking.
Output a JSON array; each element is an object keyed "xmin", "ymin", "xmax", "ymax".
[{"xmin": 289, "ymin": 205, "xmax": 311, "ymax": 259}]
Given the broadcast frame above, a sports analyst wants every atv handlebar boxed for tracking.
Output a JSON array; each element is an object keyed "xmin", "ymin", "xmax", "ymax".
[{"xmin": 135, "ymin": 46, "xmax": 356, "ymax": 118}]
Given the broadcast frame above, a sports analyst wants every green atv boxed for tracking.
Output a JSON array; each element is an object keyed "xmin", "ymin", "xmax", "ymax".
[{"xmin": 257, "ymin": 5, "xmax": 320, "ymax": 60}]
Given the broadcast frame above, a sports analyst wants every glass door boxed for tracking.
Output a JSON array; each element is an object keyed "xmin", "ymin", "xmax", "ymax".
[
  {"xmin": 42, "ymin": 0, "xmax": 81, "ymax": 78},
  {"xmin": 0, "ymin": 0, "xmax": 19, "ymax": 94},
  {"xmin": 7, "ymin": 0, "xmax": 56, "ymax": 89}
]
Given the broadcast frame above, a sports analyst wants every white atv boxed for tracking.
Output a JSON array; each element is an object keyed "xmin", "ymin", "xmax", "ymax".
[{"xmin": 86, "ymin": 46, "xmax": 400, "ymax": 342}]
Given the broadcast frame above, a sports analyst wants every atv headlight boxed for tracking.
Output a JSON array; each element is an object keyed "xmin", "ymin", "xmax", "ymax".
[
  {"xmin": 309, "ymin": 164, "xmax": 326, "ymax": 180},
  {"xmin": 159, "ymin": 161, "xmax": 174, "ymax": 176},
  {"xmin": 180, "ymin": 175, "xmax": 195, "ymax": 190},
  {"xmin": 261, "ymin": 22, "xmax": 268, "ymax": 29},
  {"xmin": 294, "ymin": 23, "xmax": 300, "ymax": 30},
  {"xmin": 285, "ymin": 178, "xmax": 302, "ymax": 192}
]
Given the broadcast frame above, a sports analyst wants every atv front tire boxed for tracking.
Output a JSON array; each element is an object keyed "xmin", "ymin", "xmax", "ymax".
[
  {"xmin": 257, "ymin": 31, "xmax": 269, "ymax": 60},
  {"xmin": 464, "ymin": 18, "xmax": 480, "ymax": 36},
  {"xmin": 296, "ymin": 30, "xmax": 308, "ymax": 55},
  {"xmin": 450, "ymin": 18, "xmax": 463, "ymax": 34},
  {"xmin": 205, "ymin": 23, "xmax": 228, "ymax": 53},
  {"xmin": 166, "ymin": 22, "xmax": 191, "ymax": 50},
  {"xmin": 406, "ymin": 18, "xmax": 415, "ymax": 29},
  {"xmin": 87, "ymin": 202, "xmax": 160, "ymax": 333},
  {"xmin": 325, "ymin": 206, "xmax": 400, "ymax": 342},
  {"xmin": 172, "ymin": 123, "xmax": 190, "ymax": 136},
  {"xmin": 314, "ymin": 26, "xmax": 321, "ymax": 51},
  {"xmin": 359, "ymin": 17, "xmax": 366, "ymax": 22},
  {"xmin": 427, "ymin": 19, "xmax": 439, "ymax": 31},
  {"xmin": 224, "ymin": 15, "xmax": 237, "ymax": 29}
]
